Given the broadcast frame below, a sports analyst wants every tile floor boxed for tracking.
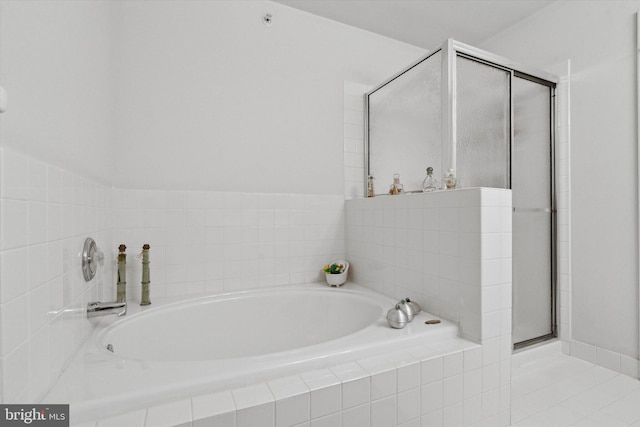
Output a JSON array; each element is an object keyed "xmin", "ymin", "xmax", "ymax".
[{"xmin": 511, "ymin": 342, "xmax": 640, "ymax": 427}]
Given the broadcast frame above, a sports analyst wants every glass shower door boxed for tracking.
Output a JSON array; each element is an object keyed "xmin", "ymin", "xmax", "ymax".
[
  {"xmin": 511, "ymin": 75, "xmax": 555, "ymax": 347},
  {"xmin": 456, "ymin": 55, "xmax": 555, "ymax": 348},
  {"xmin": 456, "ymin": 56, "xmax": 510, "ymax": 189}
]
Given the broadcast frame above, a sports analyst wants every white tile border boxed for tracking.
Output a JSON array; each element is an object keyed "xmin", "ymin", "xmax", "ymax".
[
  {"xmin": 550, "ymin": 62, "xmax": 638, "ymax": 381},
  {"xmin": 86, "ymin": 338, "xmax": 512, "ymax": 427},
  {"xmin": 567, "ymin": 339, "xmax": 640, "ymax": 380}
]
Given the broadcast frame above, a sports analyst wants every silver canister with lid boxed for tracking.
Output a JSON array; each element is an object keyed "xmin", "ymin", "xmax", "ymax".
[
  {"xmin": 398, "ymin": 299, "xmax": 418, "ymax": 322},
  {"xmin": 386, "ymin": 304, "xmax": 409, "ymax": 329},
  {"xmin": 404, "ymin": 298, "xmax": 421, "ymax": 315}
]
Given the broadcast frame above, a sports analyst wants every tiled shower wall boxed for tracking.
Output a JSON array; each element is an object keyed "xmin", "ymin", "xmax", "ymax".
[{"xmin": 0, "ymin": 147, "xmax": 113, "ymax": 403}]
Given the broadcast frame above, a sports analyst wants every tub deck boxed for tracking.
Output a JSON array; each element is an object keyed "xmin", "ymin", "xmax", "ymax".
[{"xmin": 42, "ymin": 283, "xmax": 472, "ymax": 425}]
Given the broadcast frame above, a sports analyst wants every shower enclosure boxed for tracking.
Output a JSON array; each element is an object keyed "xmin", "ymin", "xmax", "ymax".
[{"xmin": 366, "ymin": 39, "xmax": 558, "ymax": 349}]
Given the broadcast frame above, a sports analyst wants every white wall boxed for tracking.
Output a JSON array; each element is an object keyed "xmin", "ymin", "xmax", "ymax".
[
  {"xmin": 481, "ymin": 1, "xmax": 640, "ymax": 360},
  {"xmin": 106, "ymin": 0, "xmax": 426, "ymax": 322},
  {"xmin": 0, "ymin": 0, "xmax": 115, "ymax": 183},
  {"xmin": 112, "ymin": 0, "xmax": 424, "ymax": 194}
]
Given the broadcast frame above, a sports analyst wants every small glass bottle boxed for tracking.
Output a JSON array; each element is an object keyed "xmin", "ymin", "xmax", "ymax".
[
  {"xmin": 389, "ymin": 173, "xmax": 404, "ymax": 195},
  {"xmin": 443, "ymin": 168, "xmax": 457, "ymax": 190},
  {"xmin": 367, "ymin": 175, "xmax": 375, "ymax": 198},
  {"xmin": 421, "ymin": 167, "xmax": 438, "ymax": 192}
]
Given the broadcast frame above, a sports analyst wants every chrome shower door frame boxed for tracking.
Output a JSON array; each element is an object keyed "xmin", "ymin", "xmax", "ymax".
[
  {"xmin": 442, "ymin": 40, "xmax": 559, "ymax": 349},
  {"xmin": 441, "ymin": 39, "xmax": 558, "ymax": 174}
]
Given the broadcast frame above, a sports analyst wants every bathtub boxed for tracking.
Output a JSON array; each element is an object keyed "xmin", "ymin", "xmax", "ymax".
[
  {"xmin": 44, "ymin": 282, "xmax": 462, "ymax": 424},
  {"xmin": 101, "ymin": 285, "xmax": 384, "ymax": 362}
]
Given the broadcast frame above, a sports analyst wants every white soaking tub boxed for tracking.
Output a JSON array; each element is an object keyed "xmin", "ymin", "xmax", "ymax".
[
  {"xmin": 43, "ymin": 282, "xmax": 460, "ymax": 424},
  {"xmin": 99, "ymin": 286, "xmax": 382, "ymax": 362}
]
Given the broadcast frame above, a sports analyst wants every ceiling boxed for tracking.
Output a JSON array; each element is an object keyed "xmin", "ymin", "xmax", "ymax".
[{"xmin": 272, "ymin": 0, "xmax": 556, "ymax": 49}]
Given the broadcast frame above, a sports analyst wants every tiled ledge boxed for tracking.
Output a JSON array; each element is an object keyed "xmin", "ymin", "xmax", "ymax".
[{"xmin": 76, "ymin": 337, "xmax": 510, "ymax": 427}]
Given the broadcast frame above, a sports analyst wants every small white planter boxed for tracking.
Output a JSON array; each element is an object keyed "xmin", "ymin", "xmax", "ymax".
[{"xmin": 324, "ymin": 261, "xmax": 349, "ymax": 287}]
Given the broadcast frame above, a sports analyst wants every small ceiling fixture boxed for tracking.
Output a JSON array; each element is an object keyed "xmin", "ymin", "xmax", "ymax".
[{"xmin": 262, "ymin": 13, "xmax": 273, "ymax": 26}]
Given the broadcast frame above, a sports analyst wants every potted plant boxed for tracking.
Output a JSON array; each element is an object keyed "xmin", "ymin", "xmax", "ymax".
[{"xmin": 323, "ymin": 260, "xmax": 349, "ymax": 286}]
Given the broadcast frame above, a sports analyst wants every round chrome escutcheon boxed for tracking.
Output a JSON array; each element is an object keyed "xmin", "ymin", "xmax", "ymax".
[{"xmin": 82, "ymin": 237, "xmax": 104, "ymax": 282}]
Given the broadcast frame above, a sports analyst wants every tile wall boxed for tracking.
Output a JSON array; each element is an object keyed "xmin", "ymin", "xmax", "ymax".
[
  {"xmin": 345, "ymin": 189, "xmax": 512, "ymax": 342},
  {"xmin": 113, "ymin": 190, "xmax": 345, "ymax": 303},
  {"xmin": 345, "ymin": 187, "xmax": 513, "ymax": 426},
  {"xmin": 83, "ymin": 187, "xmax": 513, "ymax": 427},
  {"xmin": 0, "ymin": 147, "xmax": 113, "ymax": 403},
  {"xmin": 0, "ymin": 146, "xmax": 347, "ymax": 405}
]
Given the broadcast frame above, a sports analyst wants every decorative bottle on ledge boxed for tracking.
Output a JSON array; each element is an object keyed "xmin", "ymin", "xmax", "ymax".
[
  {"xmin": 388, "ymin": 173, "xmax": 404, "ymax": 195},
  {"xmin": 421, "ymin": 167, "xmax": 438, "ymax": 192},
  {"xmin": 443, "ymin": 169, "xmax": 457, "ymax": 190},
  {"xmin": 367, "ymin": 175, "xmax": 375, "ymax": 198}
]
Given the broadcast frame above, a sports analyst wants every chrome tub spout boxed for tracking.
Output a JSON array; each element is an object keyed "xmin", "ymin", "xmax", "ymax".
[{"xmin": 87, "ymin": 301, "xmax": 127, "ymax": 318}]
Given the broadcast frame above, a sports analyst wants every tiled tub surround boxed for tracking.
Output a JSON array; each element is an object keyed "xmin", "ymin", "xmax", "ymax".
[
  {"xmin": 0, "ymin": 145, "xmax": 513, "ymax": 426},
  {"xmin": 113, "ymin": 189, "xmax": 345, "ymax": 303},
  {"xmin": 46, "ymin": 282, "xmax": 468, "ymax": 426},
  {"xmin": 0, "ymin": 149, "xmax": 344, "ymax": 405},
  {"xmin": 346, "ymin": 188, "xmax": 512, "ymax": 344},
  {"xmin": 0, "ymin": 147, "xmax": 346, "ymax": 405},
  {"xmin": 0, "ymin": 147, "xmax": 114, "ymax": 404},
  {"xmin": 77, "ymin": 335, "xmax": 488, "ymax": 427},
  {"xmin": 347, "ymin": 188, "xmax": 513, "ymax": 425}
]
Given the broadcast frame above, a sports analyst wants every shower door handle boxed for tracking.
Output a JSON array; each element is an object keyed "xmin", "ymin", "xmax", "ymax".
[{"xmin": 512, "ymin": 207, "xmax": 555, "ymax": 213}]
